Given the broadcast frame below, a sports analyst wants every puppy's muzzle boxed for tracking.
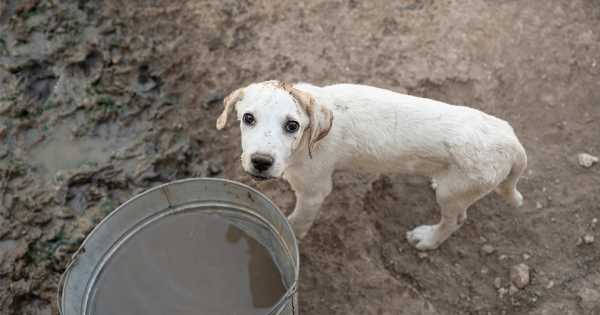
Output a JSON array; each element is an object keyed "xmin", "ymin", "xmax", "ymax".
[{"xmin": 250, "ymin": 153, "xmax": 274, "ymax": 173}]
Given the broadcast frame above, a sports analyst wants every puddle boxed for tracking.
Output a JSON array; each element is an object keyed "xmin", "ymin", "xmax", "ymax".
[
  {"xmin": 89, "ymin": 212, "xmax": 286, "ymax": 315},
  {"xmin": 27, "ymin": 123, "xmax": 121, "ymax": 175}
]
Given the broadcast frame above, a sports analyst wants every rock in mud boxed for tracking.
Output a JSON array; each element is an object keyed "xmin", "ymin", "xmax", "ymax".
[
  {"xmin": 494, "ymin": 277, "xmax": 503, "ymax": 289},
  {"xmin": 577, "ymin": 153, "xmax": 599, "ymax": 168},
  {"xmin": 510, "ymin": 263, "xmax": 531, "ymax": 289},
  {"xmin": 582, "ymin": 234, "xmax": 594, "ymax": 244},
  {"xmin": 535, "ymin": 201, "xmax": 543, "ymax": 209},
  {"xmin": 481, "ymin": 244, "xmax": 496, "ymax": 255}
]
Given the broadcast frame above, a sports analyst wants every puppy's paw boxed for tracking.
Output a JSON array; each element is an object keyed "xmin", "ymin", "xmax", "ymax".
[
  {"xmin": 406, "ymin": 225, "xmax": 442, "ymax": 251},
  {"xmin": 496, "ymin": 187, "xmax": 524, "ymax": 208},
  {"xmin": 511, "ymin": 190, "xmax": 524, "ymax": 208},
  {"xmin": 430, "ymin": 178, "xmax": 438, "ymax": 191}
]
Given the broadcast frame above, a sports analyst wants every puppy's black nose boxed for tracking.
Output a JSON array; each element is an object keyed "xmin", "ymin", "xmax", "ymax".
[{"xmin": 251, "ymin": 154, "xmax": 274, "ymax": 172}]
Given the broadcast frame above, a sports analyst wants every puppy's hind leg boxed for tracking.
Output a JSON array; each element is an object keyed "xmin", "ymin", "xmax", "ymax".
[
  {"xmin": 495, "ymin": 151, "xmax": 527, "ymax": 207},
  {"xmin": 407, "ymin": 171, "xmax": 494, "ymax": 250}
]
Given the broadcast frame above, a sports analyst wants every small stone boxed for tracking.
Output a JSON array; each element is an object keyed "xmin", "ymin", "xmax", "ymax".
[
  {"xmin": 494, "ymin": 277, "xmax": 503, "ymax": 289},
  {"xmin": 536, "ymin": 201, "xmax": 543, "ymax": 209},
  {"xmin": 592, "ymin": 218, "xmax": 598, "ymax": 228},
  {"xmin": 481, "ymin": 244, "xmax": 496, "ymax": 255},
  {"xmin": 583, "ymin": 234, "xmax": 595, "ymax": 244},
  {"xmin": 510, "ymin": 263, "xmax": 531, "ymax": 289},
  {"xmin": 499, "ymin": 254, "xmax": 508, "ymax": 261},
  {"xmin": 523, "ymin": 253, "xmax": 531, "ymax": 260},
  {"xmin": 481, "ymin": 266, "xmax": 490, "ymax": 275},
  {"xmin": 417, "ymin": 252, "xmax": 428, "ymax": 259},
  {"xmin": 55, "ymin": 207, "xmax": 76, "ymax": 219},
  {"xmin": 546, "ymin": 280, "xmax": 555, "ymax": 289},
  {"xmin": 578, "ymin": 153, "xmax": 599, "ymax": 168}
]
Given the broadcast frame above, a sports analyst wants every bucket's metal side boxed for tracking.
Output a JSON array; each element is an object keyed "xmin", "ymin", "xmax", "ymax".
[
  {"xmin": 58, "ymin": 178, "xmax": 300, "ymax": 315},
  {"xmin": 59, "ymin": 182, "xmax": 171, "ymax": 315}
]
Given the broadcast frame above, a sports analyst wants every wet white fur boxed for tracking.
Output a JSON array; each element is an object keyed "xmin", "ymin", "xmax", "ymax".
[{"xmin": 224, "ymin": 81, "xmax": 527, "ymax": 250}]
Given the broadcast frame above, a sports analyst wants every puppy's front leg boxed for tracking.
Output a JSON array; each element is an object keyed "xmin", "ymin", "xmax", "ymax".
[{"xmin": 287, "ymin": 175, "xmax": 333, "ymax": 240}]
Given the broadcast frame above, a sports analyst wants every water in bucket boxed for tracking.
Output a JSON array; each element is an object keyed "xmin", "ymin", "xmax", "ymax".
[{"xmin": 90, "ymin": 212, "xmax": 286, "ymax": 315}]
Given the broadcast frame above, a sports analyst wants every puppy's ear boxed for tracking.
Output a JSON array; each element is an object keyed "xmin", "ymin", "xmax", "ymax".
[
  {"xmin": 284, "ymin": 84, "xmax": 333, "ymax": 158},
  {"xmin": 216, "ymin": 88, "xmax": 244, "ymax": 130}
]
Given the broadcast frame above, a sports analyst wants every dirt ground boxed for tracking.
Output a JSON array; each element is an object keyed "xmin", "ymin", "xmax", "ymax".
[{"xmin": 1, "ymin": 0, "xmax": 600, "ymax": 314}]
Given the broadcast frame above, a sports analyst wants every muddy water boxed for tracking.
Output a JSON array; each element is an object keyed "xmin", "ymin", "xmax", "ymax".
[{"xmin": 89, "ymin": 212, "xmax": 286, "ymax": 315}]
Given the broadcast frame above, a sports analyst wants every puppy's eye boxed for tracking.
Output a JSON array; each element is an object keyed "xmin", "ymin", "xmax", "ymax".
[
  {"xmin": 284, "ymin": 120, "xmax": 299, "ymax": 133},
  {"xmin": 243, "ymin": 113, "xmax": 255, "ymax": 126}
]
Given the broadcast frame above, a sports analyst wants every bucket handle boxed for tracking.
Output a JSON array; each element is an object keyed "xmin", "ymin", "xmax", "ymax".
[{"xmin": 267, "ymin": 281, "xmax": 298, "ymax": 315}]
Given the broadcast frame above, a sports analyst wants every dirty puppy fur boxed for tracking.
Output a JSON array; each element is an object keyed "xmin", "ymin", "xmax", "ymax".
[{"xmin": 216, "ymin": 80, "xmax": 527, "ymax": 250}]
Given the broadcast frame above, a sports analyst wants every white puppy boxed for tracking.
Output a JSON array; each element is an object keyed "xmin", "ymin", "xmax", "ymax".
[{"xmin": 216, "ymin": 80, "xmax": 527, "ymax": 250}]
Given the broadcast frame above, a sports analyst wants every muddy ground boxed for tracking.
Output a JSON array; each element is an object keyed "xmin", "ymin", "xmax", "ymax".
[{"xmin": 1, "ymin": 0, "xmax": 600, "ymax": 314}]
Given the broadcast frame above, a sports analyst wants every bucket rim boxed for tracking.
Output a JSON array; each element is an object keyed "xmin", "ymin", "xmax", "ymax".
[{"xmin": 57, "ymin": 177, "xmax": 300, "ymax": 315}]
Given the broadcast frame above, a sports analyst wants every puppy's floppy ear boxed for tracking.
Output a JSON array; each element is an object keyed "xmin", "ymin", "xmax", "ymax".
[
  {"xmin": 283, "ymin": 84, "xmax": 333, "ymax": 158},
  {"xmin": 216, "ymin": 88, "xmax": 244, "ymax": 130}
]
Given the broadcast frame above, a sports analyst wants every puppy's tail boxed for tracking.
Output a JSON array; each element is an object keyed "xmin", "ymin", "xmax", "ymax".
[{"xmin": 497, "ymin": 144, "xmax": 527, "ymax": 207}]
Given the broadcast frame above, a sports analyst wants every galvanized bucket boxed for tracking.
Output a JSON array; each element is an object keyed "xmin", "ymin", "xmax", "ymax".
[{"xmin": 58, "ymin": 178, "xmax": 299, "ymax": 315}]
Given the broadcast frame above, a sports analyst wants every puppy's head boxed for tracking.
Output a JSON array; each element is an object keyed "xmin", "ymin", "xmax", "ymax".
[{"xmin": 216, "ymin": 81, "xmax": 332, "ymax": 180}]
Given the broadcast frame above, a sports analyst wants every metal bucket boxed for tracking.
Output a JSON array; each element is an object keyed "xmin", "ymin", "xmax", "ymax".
[{"xmin": 58, "ymin": 178, "xmax": 299, "ymax": 315}]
